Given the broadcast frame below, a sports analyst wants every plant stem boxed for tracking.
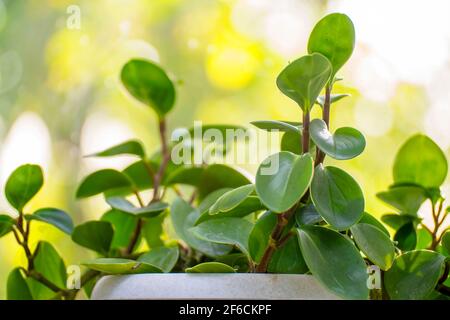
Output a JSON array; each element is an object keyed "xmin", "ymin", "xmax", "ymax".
[
  {"xmin": 428, "ymin": 198, "xmax": 445, "ymax": 250},
  {"xmin": 302, "ymin": 112, "xmax": 310, "ymax": 153},
  {"xmin": 126, "ymin": 219, "xmax": 143, "ymax": 254},
  {"xmin": 315, "ymin": 84, "xmax": 331, "ymax": 166},
  {"xmin": 151, "ymin": 118, "xmax": 170, "ymax": 203}
]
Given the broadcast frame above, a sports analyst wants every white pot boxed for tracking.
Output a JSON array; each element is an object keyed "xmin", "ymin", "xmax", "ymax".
[{"xmin": 91, "ymin": 274, "xmax": 339, "ymax": 300}]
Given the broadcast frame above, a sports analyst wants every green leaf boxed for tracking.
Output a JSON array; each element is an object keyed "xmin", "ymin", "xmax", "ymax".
[
  {"xmin": 441, "ymin": 231, "xmax": 450, "ymax": 253},
  {"xmin": 25, "ymin": 208, "xmax": 73, "ymax": 235},
  {"xmin": 209, "ymin": 184, "xmax": 254, "ymax": 215},
  {"xmin": 256, "ymin": 152, "xmax": 313, "ymax": 213},
  {"xmin": 101, "ymin": 209, "xmax": 138, "ymax": 250},
  {"xmin": 351, "ymin": 223, "xmax": 395, "ymax": 270},
  {"xmin": 185, "ymin": 262, "xmax": 236, "ymax": 273},
  {"xmin": 385, "ymin": 250, "xmax": 446, "ymax": 299},
  {"xmin": 393, "ymin": 134, "xmax": 448, "ymax": 188},
  {"xmin": 195, "ymin": 196, "xmax": 263, "ymax": 225},
  {"xmin": 376, "ymin": 185, "xmax": 427, "ymax": 215},
  {"xmin": 358, "ymin": 212, "xmax": 390, "ymax": 237},
  {"xmin": 170, "ymin": 197, "xmax": 231, "ymax": 257},
  {"xmin": 121, "ymin": 59, "xmax": 175, "ymax": 117},
  {"xmin": 27, "ymin": 242, "xmax": 66, "ymax": 300},
  {"xmin": 166, "ymin": 166, "xmax": 204, "ymax": 186},
  {"xmin": 86, "ymin": 140, "xmax": 145, "ymax": 158},
  {"xmin": 7, "ymin": 268, "xmax": 32, "ymax": 300},
  {"xmin": 416, "ymin": 228, "xmax": 433, "ymax": 250},
  {"xmin": 215, "ymin": 253, "xmax": 250, "ymax": 272},
  {"xmin": 316, "ymin": 94, "xmax": 350, "ymax": 108},
  {"xmin": 248, "ymin": 211, "xmax": 277, "ymax": 263},
  {"xmin": 394, "ymin": 222, "xmax": 417, "ymax": 251},
  {"xmin": 308, "ymin": 13, "xmax": 355, "ymax": 79},
  {"xmin": 82, "ymin": 258, "xmax": 162, "ymax": 274},
  {"xmin": 71, "ymin": 221, "xmax": 114, "ymax": 255},
  {"xmin": 297, "ymin": 225, "xmax": 369, "ymax": 299},
  {"xmin": 197, "ymin": 164, "xmax": 251, "ymax": 200},
  {"xmin": 276, "ymin": 53, "xmax": 332, "ymax": 112},
  {"xmin": 251, "ymin": 120, "xmax": 301, "ymax": 134},
  {"xmin": 268, "ymin": 233, "xmax": 308, "ymax": 274},
  {"xmin": 310, "ymin": 119, "xmax": 365, "ymax": 160},
  {"xmin": 138, "ymin": 246, "xmax": 179, "ymax": 273},
  {"xmin": 198, "ymin": 188, "xmax": 232, "ymax": 214},
  {"xmin": 106, "ymin": 197, "xmax": 168, "ymax": 218},
  {"xmin": 0, "ymin": 214, "xmax": 15, "ymax": 238},
  {"xmin": 295, "ymin": 203, "xmax": 323, "ymax": 226},
  {"xmin": 311, "ymin": 165, "xmax": 364, "ymax": 230},
  {"xmin": 280, "ymin": 131, "xmax": 302, "ymax": 155},
  {"xmin": 381, "ymin": 213, "xmax": 420, "ymax": 230},
  {"xmin": 5, "ymin": 164, "xmax": 43, "ymax": 211},
  {"xmin": 142, "ymin": 213, "xmax": 166, "ymax": 248},
  {"xmin": 76, "ymin": 169, "xmax": 133, "ymax": 198},
  {"xmin": 191, "ymin": 217, "xmax": 253, "ymax": 257}
]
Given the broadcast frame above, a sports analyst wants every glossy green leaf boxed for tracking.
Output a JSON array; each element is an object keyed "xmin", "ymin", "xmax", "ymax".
[
  {"xmin": 27, "ymin": 242, "xmax": 66, "ymax": 300},
  {"xmin": 121, "ymin": 59, "xmax": 175, "ymax": 117},
  {"xmin": 101, "ymin": 209, "xmax": 138, "ymax": 250},
  {"xmin": 351, "ymin": 223, "xmax": 395, "ymax": 270},
  {"xmin": 191, "ymin": 217, "xmax": 253, "ymax": 257},
  {"xmin": 308, "ymin": 13, "xmax": 355, "ymax": 79},
  {"xmin": 142, "ymin": 213, "xmax": 166, "ymax": 248},
  {"xmin": 276, "ymin": 53, "xmax": 332, "ymax": 112},
  {"xmin": 25, "ymin": 208, "xmax": 74, "ymax": 235},
  {"xmin": 256, "ymin": 152, "xmax": 313, "ymax": 213},
  {"xmin": 316, "ymin": 94, "xmax": 350, "ymax": 108},
  {"xmin": 394, "ymin": 222, "xmax": 417, "ymax": 251},
  {"xmin": 310, "ymin": 119, "xmax": 365, "ymax": 160},
  {"xmin": 195, "ymin": 196, "xmax": 264, "ymax": 225},
  {"xmin": 209, "ymin": 184, "xmax": 254, "ymax": 214},
  {"xmin": 311, "ymin": 165, "xmax": 364, "ymax": 230},
  {"xmin": 83, "ymin": 258, "xmax": 162, "ymax": 274},
  {"xmin": 358, "ymin": 212, "xmax": 390, "ymax": 237},
  {"xmin": 170, "ymin": 197, "xmax": 231, "ymax": 257},
  {"xmin": 185, "ymin": 262, "xmax": 236, "ymax": 273},
  {"xmin": 440, "ymin": 231, "xmax": 450, "ymax": 253},
  {"xmin": 376, "ymin": 185, "xmax": 427, "ymax": 215},
  {"xmin": 297, "ymin": 225, "xmax": 369, "ymax": 299},
  {"xmin": 197, "ymin": 164, "xmax": 251, "ymax": 200},
  {"xmin": 295, "ymin": 203, "xmax": 323, "ymax": 226},
  {"xmin": 385, "ymin": 250, "xmax": 446, "ymax": 299},
  {"xmin": 393, "ymin": 134, "xmax": 448, "ymax": 188},
  {"xmin": 281, "ymin": 131, "xmax": 303, "ymax": 155},
  {"xmin": 165, "ymin": 166, "xmax": 205, "ymax": 186},
  {"xmin": 0, "ymin": 214, "xmax": 15, "ymax": 238},
  {"xmin": 251, "ymin": 120, "xmax": 301, "ymax": 133},
  {"xmin": 71, "ymin": 221, "xmax": 114, "ymax": 255},
  {"xmin": 416, "ymin": 228, "xmax": 433, "ymax": 250},
  {"xmin": 5, "ymin": 164, "xmax": 43, "ymax": 211},
  {"xmin": 268, "ymin": 233, "xmax": 308, "ymax": 274},
  {"xmin": 76, "ymin": 169, "xmax": 133, "ymax": 198},
  {"xmin": 86, "ymin": 140, "xmax": 145, "ymax": 158},
  {"xmin": 198, "ymin": 188, "xmax": 232, "ymax": 214},
  {"xmin": 215, "ymin": 253, "xmax": 250, "ymax": 272},
  {"xmin": 106, "ymin": 197, "xmax": 168, "ymax": 218},
  {"xmin": 7, "ymin": 268, "xmax": 32, "ymax": 300},
  {"xmin": 138, "ymin": 246, "xmax": 179, "ymax": 273},
  {"xmin": 248, "ymin": 211, "xmax": 277, "ymax": 263},
  {"xmin": 381, "ymin": 213, "xmax": 420, "ymax": 230}
]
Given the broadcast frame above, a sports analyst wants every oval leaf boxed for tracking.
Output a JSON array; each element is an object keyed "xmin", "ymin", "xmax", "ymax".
[
  {"xmin": 276, "ymin": 53, "xmax": 332, "ymax": 112},
  {"xmin": 71, "ymin": 221, "xmax": 114, "ymax": 255},
  {"xmin": 385, "ymin": 250, "xmax": 446, "ymax": 299},
  {"xmin": 251, "ymin": 120, "xmax": 301, "ymax": 133},
  {"xmin": 185, "ymin": 262, "xmax": 236, "ymax": 273},
  {"xmin": 268, "ymin": 233, "xmax": 308, "ymax": 274},
  {"xmin": 82, "ymin": 258, "xmax": 162, "ymax": 274},
  {"xmin": 256, "ymin": 152, "xmax": 314, "ymax": 213},
  {"xmin": 209, "ymin": 184, "xmax": 254, "ymax": 215},
  {"xmin": 311, "ymin": 165, "xmax": 364, "ymax": 230},
  {"xmin": 295, "ymin": 203, "xmax": 323, "ymax": 226},
  {"xmin": 298, "ymin": 225, "xmax": 369, "ymax": 299},
  {"xmin": 0, "ymin": 214, "xmax": 15, "ymax": 238},
  {"xmin": 394, "ymin": 222, "xmax": 417, "ymax": 251},
  {"xmin": 376, "ymin": 185, "xmax": 427, "ymax": 215},
  {"xmin": 121, "ymin": 59, "xmax": 175, "ymax": 117},
  {"xmin": 106, "ymin": 197, "xmax": 168, "ymax": 218},
  {"xmin": 25, "ymin": 208, "xmax": 74, "ymax": 235},
  {"xmin": 308, "ymin": 13, "xmax": 355, "ymax": 79},
  {"xmin": 441, "ymin": 231, "xmax": 450, "ymax": 254},
  {"xmin": 138, "ymin": 246, "xmax": 179, "ymax": 273},
  {"xmin": 5, "ymin": 164, "xmax": 43, "ymax": 211},
  {"xmin": 351, "ymin": 223, "xmax": 395, "ymax": 270},
  {"xmin": 310, "ymin": 119, "xmax": 365, "ymax": 160},
  {"xmin": 358, "ymin": 212, "xmax": 390, "ymax": 237},
  {"xmin": 101, "ymin": 209, "xmax": 138, "ymax": 250},
  {"xmin": 393, "ymin": 134, "xmax": 448, "ymax": 188},
  {"xmin": 7, "ymin": 268, "xmax": 32, "ymax": 300},
  {"xmin": 76, "ymin": 169, "xmax": 133, "ymax": 198},
  {"xmin": 86, "ymin": 140, "xmax": 145, "ymax": 158}
]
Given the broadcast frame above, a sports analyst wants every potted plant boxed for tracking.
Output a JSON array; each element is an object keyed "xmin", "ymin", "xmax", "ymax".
[{"xmin": 2, "ymin": 13, "xmax": 449, "ymax": 300}]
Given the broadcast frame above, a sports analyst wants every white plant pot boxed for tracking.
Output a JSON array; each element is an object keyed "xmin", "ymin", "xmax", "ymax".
[{"xmin": 91, "ymin": 274, "xmax": 339, "ymax": 300}]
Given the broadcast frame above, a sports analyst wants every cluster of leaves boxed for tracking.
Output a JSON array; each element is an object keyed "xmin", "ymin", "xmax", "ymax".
[{"xmin": 3, "ymin": 12, "xmax": 449, "ymax": 301}]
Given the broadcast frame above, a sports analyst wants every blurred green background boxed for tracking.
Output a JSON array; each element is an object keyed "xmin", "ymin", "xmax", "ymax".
[{"xmin": 0, "ymin": 0, "xmax": 449, "ymax": 299}]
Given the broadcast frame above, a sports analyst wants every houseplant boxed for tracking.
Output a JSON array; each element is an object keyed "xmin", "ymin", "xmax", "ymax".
[{"xmin": 2, "ymin": 12, "xmax": 449, "ymax": 300}]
